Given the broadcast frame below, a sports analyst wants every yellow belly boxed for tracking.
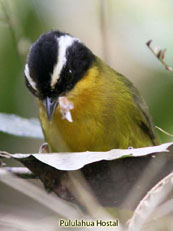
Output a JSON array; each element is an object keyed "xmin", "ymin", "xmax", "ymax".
[{"xmin": 39, "ymin": 100, "xmax": 117, "ymax": 152}]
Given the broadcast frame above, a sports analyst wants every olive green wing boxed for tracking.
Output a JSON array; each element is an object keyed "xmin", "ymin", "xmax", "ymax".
[{"xmin": 117, "ymin": 73, "xmax": 159, "ymax": 145}]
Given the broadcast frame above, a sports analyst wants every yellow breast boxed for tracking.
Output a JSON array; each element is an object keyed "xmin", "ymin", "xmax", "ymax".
[{"xmin": 38, "ymin": 59, "xmax": 156, "ymax": 152}]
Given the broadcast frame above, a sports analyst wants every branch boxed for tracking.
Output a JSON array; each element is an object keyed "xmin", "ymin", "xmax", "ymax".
[
  {"xmin": 0, "ymin": 151, "xmax": 11, "ymax": 158},
  {"xmin": 146, "ymin": 40, "xmax": 173, "ymax": 71},
  {"xmin": 2, "ymin": 167, "xmax": 36, "ymax": 178},
  {"xmin": 0, "ymin": 143, "xmax": 173, "ymax": 212}
]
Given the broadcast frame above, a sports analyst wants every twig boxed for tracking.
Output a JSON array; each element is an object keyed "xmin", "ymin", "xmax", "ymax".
[
  {"xmin": 0, "ymin": 151, "xmax": 36, "ymax": 178},
  {"xmin": 146, "ymin": 40, "xmax": 173, "ymax": 72},
  {"xmin": 0, "ymin": 152, "xmax": 35, "ymax": 178},
  {"xmin": 3, "ymin": 167, "xmax": 36, "ymax": 178},
  {"xmin": 0, "ymin": 151, "xmax": 11, "ymax": 158},
  {"xmin": 156, "ymin": 126, "xmax": 173, "ymax": 137}
]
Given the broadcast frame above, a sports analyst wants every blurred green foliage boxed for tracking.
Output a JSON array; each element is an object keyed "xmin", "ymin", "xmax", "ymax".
[
  {"xmin": 0, "ymin": 0, "xmax": 172, "ymax": 153},
  {"xmin": 0, "ymin": 0, "xmax": 48, "ymax": 152},
  {"xmin": 0, "ymin": 1, "xmax": 173, "ymax": 229}
]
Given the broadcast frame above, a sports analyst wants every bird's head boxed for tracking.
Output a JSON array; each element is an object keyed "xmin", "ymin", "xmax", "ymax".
[{"xmin": 25, "ymin": 30, "xmax": 95, "ymax": 121}]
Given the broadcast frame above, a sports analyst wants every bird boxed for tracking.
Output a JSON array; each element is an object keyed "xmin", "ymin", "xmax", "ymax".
[{"xmin": 24, "ymin": 30, "xmax": 159, "ymax": 152}]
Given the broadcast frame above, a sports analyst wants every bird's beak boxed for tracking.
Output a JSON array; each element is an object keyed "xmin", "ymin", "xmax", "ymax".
[{"xmin": 44, "ymin": 96, "xmax": 58, "ymax": 122}]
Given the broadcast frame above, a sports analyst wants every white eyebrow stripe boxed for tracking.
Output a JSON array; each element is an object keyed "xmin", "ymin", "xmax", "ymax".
[
  {"xmin": 51, "ymin": 35, "xmax": 78, "ymax": 88},
  {"xmin": 24, "ymin": 64, "xmax": 37, "ymax": 91}
]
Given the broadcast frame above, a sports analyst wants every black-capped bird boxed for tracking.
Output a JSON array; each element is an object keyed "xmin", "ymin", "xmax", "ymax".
[{"xmin": 24, "ymin": 30, "xmax": 159, "ymax": 152}]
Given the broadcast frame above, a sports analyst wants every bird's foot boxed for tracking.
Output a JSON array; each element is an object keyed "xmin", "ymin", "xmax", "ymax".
[{"xmin": 39, "ymin": 142, "xmax": 50, "ymax": 153}]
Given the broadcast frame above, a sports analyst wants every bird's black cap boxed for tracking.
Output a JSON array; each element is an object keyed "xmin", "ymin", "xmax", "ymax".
[{"xmin": 25, "ymin": 30, "xmax": 95, "ymax": 100}]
